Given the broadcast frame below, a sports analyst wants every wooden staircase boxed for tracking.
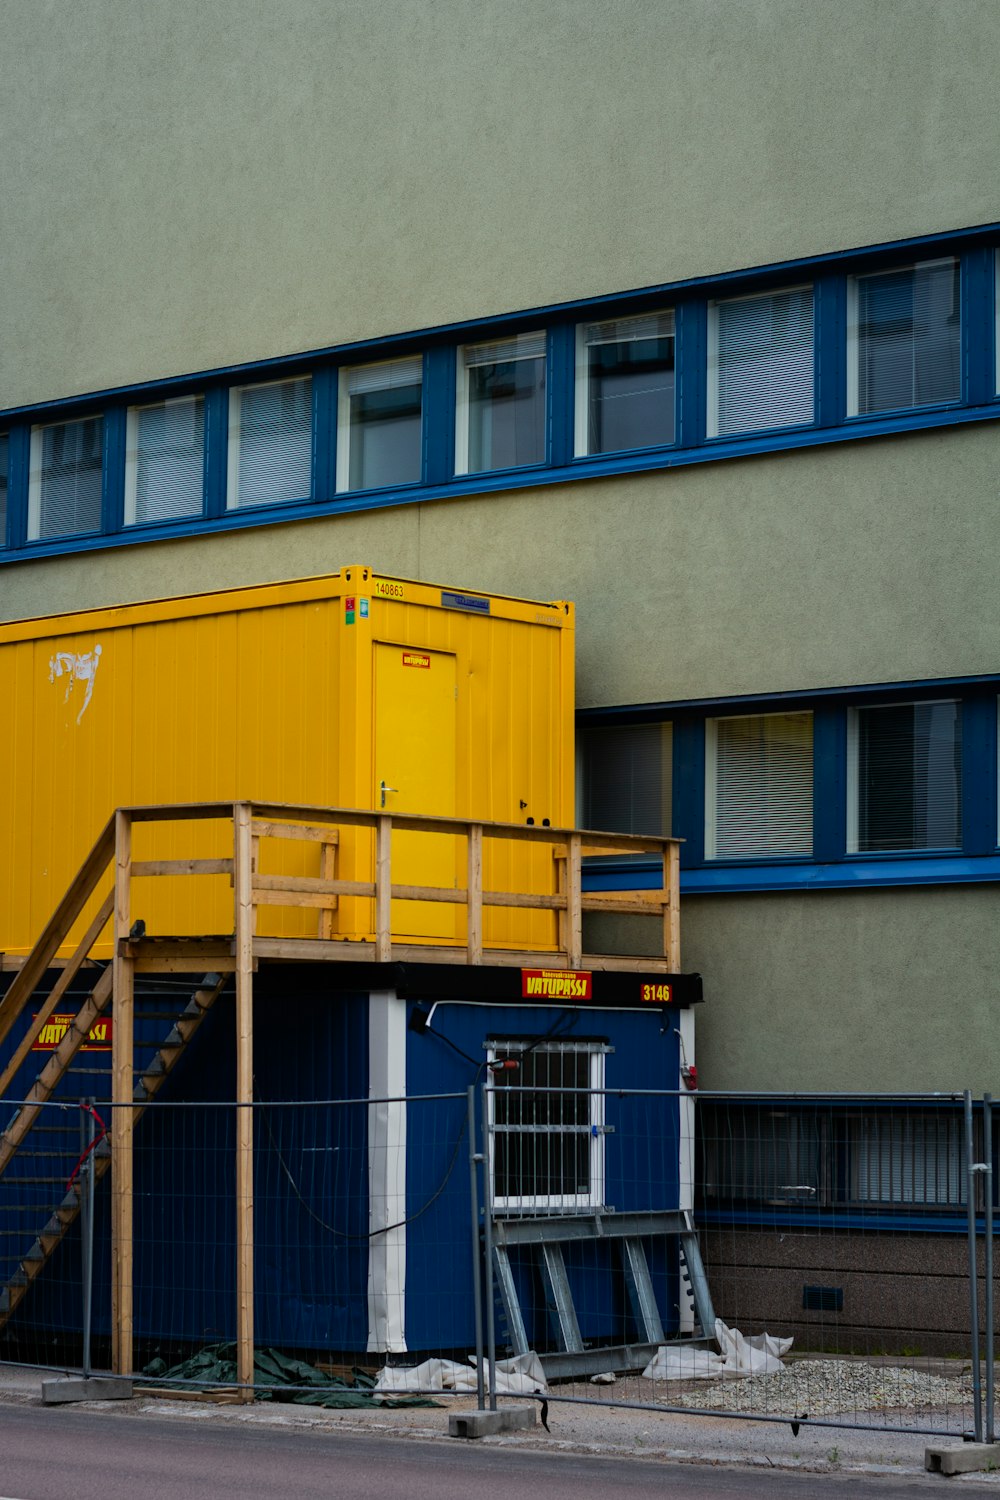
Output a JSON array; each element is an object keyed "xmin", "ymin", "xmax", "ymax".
[
  {"xmin": 0, "ymin": 813, "xmax": 233, "ymax": 1337},
  {"xmin": 0, "ymin": 970, "xmax": 228, "ymax": 1331}
]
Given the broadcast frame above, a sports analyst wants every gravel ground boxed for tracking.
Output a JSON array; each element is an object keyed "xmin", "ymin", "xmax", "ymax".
[{"xmin": 664, "ymin": 1358, "xmax": 976, "ymax": 1418}]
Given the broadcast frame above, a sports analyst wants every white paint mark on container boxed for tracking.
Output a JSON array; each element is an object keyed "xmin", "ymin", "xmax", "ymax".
[{"xmin": 49, "ymin": 643, "xmax": 103, "ymax": 724}]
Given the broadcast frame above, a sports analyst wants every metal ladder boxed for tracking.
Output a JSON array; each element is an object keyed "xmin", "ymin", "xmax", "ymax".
[{"xmin": 490, "ymin": 1208, "xmax": 716, "ymax": 1380}]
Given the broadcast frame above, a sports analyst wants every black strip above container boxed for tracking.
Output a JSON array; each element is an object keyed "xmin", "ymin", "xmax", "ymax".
[{"xmin": 255, "ymin": 960, "xmax": 702, "ymax": 1008}]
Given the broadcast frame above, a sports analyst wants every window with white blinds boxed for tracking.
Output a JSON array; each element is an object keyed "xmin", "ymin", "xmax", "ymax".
[
  {"xmin": 848, "ymin": 700, "xmax": 962, "ymax": 853},
  {"xmin": 707, "ymin": 286, "xmax": 814, "ymax": 437},
  {"xmin": 27, "ymin": 417, "xmax": 104, "ymax": 540},
  {"xmin": 706, "ymin": 711, "xmax": 814, "ymax": 859},
  {"xmin": 576, "ymin": 310, "xmax": 675, "ymax": 455},
  {"xmin": 0, "ymin": 434, "xmax": 8, "ymax": 546},
  {"xmin": 227, "ymin": 375, "xmax": 312, "ymax": 509},
  {"xmin": 579, "ymin": 722, "xmax": 672, "ymax": 839},
  {"xmin": 125, "ymin": 395, "xmax": 204, "ymax": 526},
  {"xmin": 850, "ymin": 1114, "xmax": 963, "ymax": 1206},
  {"xmin": 849, "ymin": 258, "xmax": 960, "ymax": 415},
  {"xmin": 337, "ymin": 356, "xmax": 422, "ymax": 493},
  {"xmin": 456, "ymin": 331, "xmax": 546, "ymax": 475}
]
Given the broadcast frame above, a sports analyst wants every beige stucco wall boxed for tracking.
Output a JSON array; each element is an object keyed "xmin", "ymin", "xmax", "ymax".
[
  {"xmin": 2, "ymin": 0, "xmax": 999, "ymax": 407},
  {"xmin": 2, "ymin": 420, "xmax": 997, "ymax": 705}
]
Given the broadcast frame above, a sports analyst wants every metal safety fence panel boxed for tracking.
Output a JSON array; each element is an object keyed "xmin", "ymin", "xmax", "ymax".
[
  {"xmin": 1, "ymin": 1085, "xmax": 996, "ymax": 1440},
  {"xmin": 478, "ymin": 1086, "xmax": 993, "ymax": 1440},
  {"xmin": 0, "ymin": 1095, "xmax": 106, "ymax": 1374},
  {"xmin": 0, "ymin": 1091, "xmax": 487, "ymax": 1408}
]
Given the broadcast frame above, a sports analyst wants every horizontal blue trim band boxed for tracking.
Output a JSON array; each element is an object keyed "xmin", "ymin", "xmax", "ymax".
[
  {"xmin": 700, "ymin": 1208, "xmax": 977, "ymax": 1235},
  {"xmin": 3, "ymin": 399, "xmax": 999, "ymax": 568},
  {"xmin": 583, "ymin": 854, "xmax": 1000, "ymax": 895},
  {"xmin": 3, "ymin": 220, "xmax": 998, "ymax": 422},
  {"xmin": 580, "ymin": 672, "xmax": 1000, "ymax": 721}
]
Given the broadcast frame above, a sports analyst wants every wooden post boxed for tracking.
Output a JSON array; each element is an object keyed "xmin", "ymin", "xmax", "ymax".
[
  {"xmin": 111, "ymin": 809, "xmax": 134, "ymax": 1375},
  {"xmin": 233, "ymin": 803, "xmax": 255, "ymax": 1404},
  {"xmin": 375, "ymin": 815, "xmax": 392, "ymax": 963},
  {"xmin": 664, "ymin": 841, "xmax": 681, "ymax": 970},
  {"xmin": 319, "ymin": 837, "xmax": 336, "ymax": 940},
  {"xmin": 566, "ymin": 833, "xmax": 582, "ymax": 969},
  {"xmin": 466, "ymin": 823, "xmax": 483, "ymax": 964}
]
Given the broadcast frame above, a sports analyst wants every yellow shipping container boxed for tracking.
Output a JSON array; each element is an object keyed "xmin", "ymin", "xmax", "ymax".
[{"xmin": 0, "ymin": 566, "xmax": 574, "ymax": 959}]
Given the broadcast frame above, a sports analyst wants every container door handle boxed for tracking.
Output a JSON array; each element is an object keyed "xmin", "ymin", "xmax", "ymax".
[{"xmin": 379, "ymin": 780, "xmax": 398, "ymax": 808}]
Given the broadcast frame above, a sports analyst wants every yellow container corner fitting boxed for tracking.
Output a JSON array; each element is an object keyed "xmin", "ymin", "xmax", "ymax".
[{"xmin": 0, "ymin": 567, "xmax": 575, "ymax": 958}]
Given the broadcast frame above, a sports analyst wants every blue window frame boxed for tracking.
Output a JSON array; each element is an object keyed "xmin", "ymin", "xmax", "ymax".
[
  {"xmin": 0, "ymin": 222, "xmax": 998, "ymax": 562},
  {"xmin": 697, "ymin": 1098, "xmax": 983, "ymax": 1233},
  {"xmin": 579, "ymin": 678, "xmax": 1000, "ymax": 897},
  {"xmin": 0, "ymin": 433, "xmax": 8, "ymax": 549}
]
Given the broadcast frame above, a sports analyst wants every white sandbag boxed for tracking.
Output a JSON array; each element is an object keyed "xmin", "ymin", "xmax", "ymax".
[
  {"xmin": 375, "ymin": 1348, "xmax": 547, "ymax": 1397},
  {"xmin": 641, "ymin": 1345, "xmax": 725, "ymax": 1380},
  {"xmin": 487, "ymin": 1350, "xmax": 548, "ymax": 1394},
  {"xmin": 373, "ymin": 1357, "xmax": 479, "ymax": 1394},
  {"xmin": 641, "ymin": 1319, "xmax": 793, "ymax": 1380},
  {"xmin": 747, "ymin": 1330, "xmax": 794, "ymax": 1358},
  {"xmin": 715, "ymin": 1318, "xmax": 788, "ymax": 1374}
]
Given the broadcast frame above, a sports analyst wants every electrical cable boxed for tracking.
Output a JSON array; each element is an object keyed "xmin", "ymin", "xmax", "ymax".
[{"xmin": 257, "ymin": 1094, "xmax": 471, "ymax": 1241}]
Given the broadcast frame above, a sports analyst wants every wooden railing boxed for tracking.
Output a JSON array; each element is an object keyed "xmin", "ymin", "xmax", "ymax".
[
  {"xmin": 0, "ymin": 800, "xmax": 682, "ymax": 1393},
  {"xmin": 103, "ymin": 799, "xmax": 682, "ymax": 973}
]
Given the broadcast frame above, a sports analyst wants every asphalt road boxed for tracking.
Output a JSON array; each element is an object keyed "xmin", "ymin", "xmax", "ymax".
[{"xmin": 0, "ymin": 1406, "xmax": 973, "ymax": 1499}]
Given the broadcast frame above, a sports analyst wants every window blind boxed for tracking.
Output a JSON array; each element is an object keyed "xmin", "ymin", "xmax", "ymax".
[
  {"xmin": 580, "ymin": 723, "xmax": 672, "ymax": 837},
  {"xmin": 346, "ymin": 356, "xmax": 422, "ymax": 396},
  {"xmin": 230, "ymin": 376, "xmax": 312, "ymax": 508},
  {"xmin": 852, "ymin": 700, "xmax": 961, "ymax": 852},
  {"xmin": 701, "ymin": 1106, "xmax": 824, "ymax": 1204},
  {"xmin": 854, "ymin": 258, "xmax": 960, "ymax": 414},
  {"xmin": 464, "ymin": 331, "xmax": 546, "ymax": 366},
  {"xmin": 0, "ymin": 434, "xmax": 8, "ymax": 545},
  {"xmin": 852, "ymin": 1115, "xmax": 963, "ymax": 1206},
  {"xmin": 29, "ymin": 417, "xmax": 104, "ymax": 540},
  {"xmin": 126, "ymin": 396, "xmax": 204, "ymax": 525},
  {"xmin": 584, "ymin": 311, "xmax": 674, "ymax": 347},
  {"xmin": 708, "ymin": 712, "xmax": 813, "ymax": 858},
  {"xmin": 710, "ymin": 287, "xmax": 814, "ymax": 436}
]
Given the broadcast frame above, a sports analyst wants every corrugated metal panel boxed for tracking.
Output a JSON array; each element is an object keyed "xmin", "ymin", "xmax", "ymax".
[{"xmin": 0, "ymin": 568, "xmax": 574, "ymax": 956}]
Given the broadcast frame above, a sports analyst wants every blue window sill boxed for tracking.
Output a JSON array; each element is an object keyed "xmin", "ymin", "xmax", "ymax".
[
  {"xmin": 583, "ymin": 854, "xmax": 1000, "ymax": 895},
  {"xmin": 699, "ymin": 1207, "xmax": 975, "ymax": 1234}
]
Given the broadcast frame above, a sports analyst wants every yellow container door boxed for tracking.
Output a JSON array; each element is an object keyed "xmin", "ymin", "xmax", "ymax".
[{"xmin": 373, "ymin": 643, "xmax": 457, "ymax": 940}]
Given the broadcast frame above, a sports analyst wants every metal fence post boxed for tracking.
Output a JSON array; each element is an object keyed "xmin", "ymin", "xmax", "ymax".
[
  {"xmin": 985, "ymin": 1094, "xmax": 995, "ymax": 1444},
  {"xmin": 467, "ymin": 1085, "xmax": 486, "ymax": 1411},
  {"xmin": 79, "ymin": 1099, "xmax": 95, "ymax": 1379},
  {"xmin": 966, "ymin": 1089, "xmax": 984, "ymax": 1443},
  {"xmin": 480, "ymin": 1082, "xmax": 497, "ymax": 1412}
]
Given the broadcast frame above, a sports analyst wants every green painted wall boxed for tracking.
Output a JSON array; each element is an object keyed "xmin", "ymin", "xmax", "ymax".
[
  {"xmin": 2, "ymin": 422, "xmax": 998, "ymax": 706},
  {"xmin": 4, "ymin": 2, "xmax": 999, "ymax": 1093},
  {"xmin": 591, "ymin": 882, "xmax": 1000, "ymax": 1094},
  {"xmin": 2, "ymin": 0, "xmax": 999, "ymax": 406},
  {"xmin": 684, "ymin": 885, "xmax": 1000, "ymax": 1094}
]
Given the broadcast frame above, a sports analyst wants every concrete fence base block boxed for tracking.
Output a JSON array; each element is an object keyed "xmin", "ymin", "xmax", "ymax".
[
  {"xmin": 925, "ymin": 1442, "xmax": 1000, "ymax": 1476},
  {"xmin": 41, "ymin": 1376, "xmax": 134, "ymax": 1405},
  {"xmin": 448, "ymin": 1405, "xmax": 536, "ymax": 1438}
]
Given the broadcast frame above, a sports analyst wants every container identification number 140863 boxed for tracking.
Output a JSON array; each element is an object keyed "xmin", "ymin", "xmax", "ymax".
[{"xmin": 373, "ymin": 580, "xmax": 406, "ymax": 600}]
